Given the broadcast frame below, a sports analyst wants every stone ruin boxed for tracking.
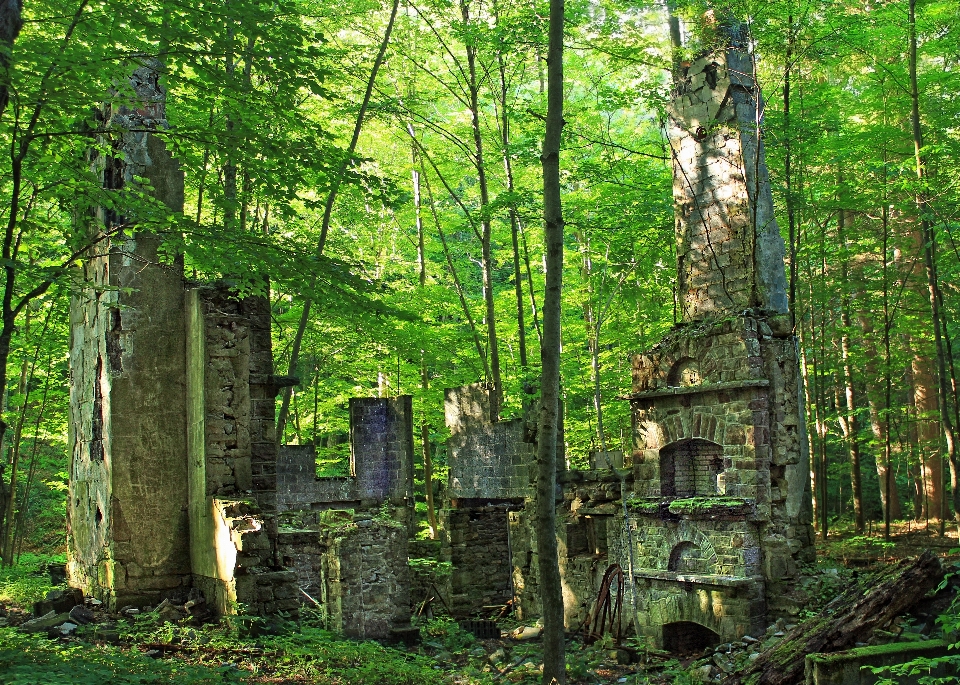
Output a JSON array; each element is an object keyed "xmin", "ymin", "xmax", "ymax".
[{"xmin": 67, "ymin": 27, "xmax": 813, "ymax": 653}]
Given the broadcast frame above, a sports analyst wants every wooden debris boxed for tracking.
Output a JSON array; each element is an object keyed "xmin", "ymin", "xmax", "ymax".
[{"xmin": 722, "ymin": 550, "xmax": 944, "ymax": 685}]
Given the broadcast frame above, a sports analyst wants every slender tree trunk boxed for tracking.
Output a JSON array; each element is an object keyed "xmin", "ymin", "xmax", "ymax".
[
  {"xmin": 460, "ymin": 0, "xmax": 502, "ymax": 421},
  {"xmin": 0, "ymin": 306, "xmax": 37, "ymax": 563},
  {"xmin": 836, "ymin": 204, "xmax": 864, "ymax": 533},
  {"xmin": 904, "ymin": 355, "xmax": 925, "ymax": 519},
  {"xmin": 859, "ymin": 312, "xmax": 903, "ymax": 521},
  {"xmin": 493, "ymin": 14, "xmax": 528, "ymax": 369},
  {"xmin": 521, "ymin": 220, "xmax": 543, "ymax": 344},
  {"xmin": 276, "ymin": 0, "xmax": 400, "ymax": 441},
  {"xmin": 417, "ymin": 155, "xmax": 490, "ymax": 374},
  {"xmin": 538, "ymin": 0, "xmax": 565, "ymax": 677},
  {"xmin": 806, "ymin": 226, "xmax": 830, "ymax": 539},
  {"xmin": 411, "ymin": 154, "xmax": 437, "ymax": 538},
  {"xmin": 223, "ymin": 9, "xmax": 238, "ymax": 231},
  {"xmin": 420, "ymin": 358, "xmax": 437, "ymax": 539},
  {"xmin": 913, "ymin": 353, "xmax": 942, "ymax": 521},
  {"xmin": 909, "ymin": 0, "xmax": 955, "ymax": 525},
  {"xmin": 0, "ymin": 0, "xmax": 23, "ymax": 120}
]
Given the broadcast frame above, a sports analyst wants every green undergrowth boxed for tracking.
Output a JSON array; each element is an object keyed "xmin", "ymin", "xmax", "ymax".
[
  {"xmin": 0, "ymin": 621, "xmax": 454, "ymax": 685},
  {"xmin": 0, "ymin": 629, "xmax": 244, "ymax": 685},
  {"xmin": 0, "ymin": 553, "xmax": 67, "ymax": 606}
]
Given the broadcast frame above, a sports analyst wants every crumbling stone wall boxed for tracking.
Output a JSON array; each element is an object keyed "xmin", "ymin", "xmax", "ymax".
[
  {"xmin": 191, "ymin": 499, "xmax": 298, "ymax": 616},
  {"xmin": 441, "ymin": 385, "xmax": 537, "ymax": 617},
  {"xmin": 185, "ymin": 287, "xmax": 296, "ymax": 616},
  {"xmin": 509, "ymin": 469, "xmax": 626, "ymax": 629},
  {"xmin": 442, "ymin": 505, "xmax": 515, "ymax": 615},
  {"xmin": 67, "ymin": 81, "xmax": 295, "ymax": 613},
  {"xmin": 445, "ymin": 384, "xmax": 535, "ymax": 500},
  {"xmin": 273, "ymin": 397, "xmax": 416, "ymax": 637},
  {"xmin": 319, "ymin": 507, "xmax": 412, "ymax": 639},
  {"xmin": 276, "ymin": 397, "xmax": 415, "ymax": 512}
]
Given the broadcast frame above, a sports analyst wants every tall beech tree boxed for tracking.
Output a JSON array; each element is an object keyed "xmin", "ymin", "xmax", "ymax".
[{"xmin": 537, "ymin": 0, "xmax": 564, "ymax": 678}]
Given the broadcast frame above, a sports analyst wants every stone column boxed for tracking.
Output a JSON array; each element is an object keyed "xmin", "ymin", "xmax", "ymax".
[{"xmin": 68, "ymin": 61, "xmax": 189, "ymax": 608}]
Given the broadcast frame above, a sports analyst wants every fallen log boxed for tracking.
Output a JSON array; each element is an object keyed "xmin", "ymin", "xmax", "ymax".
[{"xmin": 722, "ymin": 549, "xmax": 943, "ymax": 685}]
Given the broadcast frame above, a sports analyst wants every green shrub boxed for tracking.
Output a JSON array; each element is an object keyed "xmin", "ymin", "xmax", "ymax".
[{"xmin": 0, "ymin": 553, "xmax": 65, "ymax": 607}]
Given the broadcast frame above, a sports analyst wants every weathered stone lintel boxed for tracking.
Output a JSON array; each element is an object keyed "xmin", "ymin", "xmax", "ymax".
[
  {"xmin": 624, "ymin": 379, "xmax": 769, "ymax": 402},
  {"xmin": 633, "ymin": 569, "xmax": 761, "ymax": 588}
]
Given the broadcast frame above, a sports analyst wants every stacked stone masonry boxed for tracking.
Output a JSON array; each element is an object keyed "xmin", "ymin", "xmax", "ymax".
[
  {"xmin": 67, "ymin": 62, "xmax": 298, "ymax": 617},
  {"xmin": 68, "ymin": 31, "xmax": 813, "ymax": 649},
  {"xmin": 445, "ymin": 384, "xmax": 535, "ymax": 500},
  {"xmin": 669, "ymin": 44, "xmax": 789, "ymax": 321},
  {"xmin": 436, "ymin": 25, "xmax": 814, "ymax": 652},
  {"xmin": 273, "ymin": 397, "xmax": 416, "ymax": 639}
]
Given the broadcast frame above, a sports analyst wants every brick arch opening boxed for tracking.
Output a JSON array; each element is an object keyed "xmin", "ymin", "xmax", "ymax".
[
  {"xmin": 663, "ymin": 621, "xmax": 721, "ymax": 655},
  {"xmin": 659, "ymin": 438, "xmax": 724, "ymax": 497}
]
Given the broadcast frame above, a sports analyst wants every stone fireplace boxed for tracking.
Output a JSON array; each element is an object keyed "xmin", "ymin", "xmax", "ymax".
[{"xmin": 623, "ymin": 22, "xmax": 815, "ymax": 647}]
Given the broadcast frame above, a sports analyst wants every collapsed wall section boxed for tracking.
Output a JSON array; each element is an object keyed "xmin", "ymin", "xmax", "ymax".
[
  {"xmin": 186, "ymin": 287, "xmax": 298, "ymax": 616},
  {"xmin": 441, "ymin": 385, "xmax": 535, "ymax": 616}
]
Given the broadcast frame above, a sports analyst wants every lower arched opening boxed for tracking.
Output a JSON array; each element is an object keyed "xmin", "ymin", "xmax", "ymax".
[{"xmin": 662, "ymin": 621, "xmax": 720, "ymax": 655}]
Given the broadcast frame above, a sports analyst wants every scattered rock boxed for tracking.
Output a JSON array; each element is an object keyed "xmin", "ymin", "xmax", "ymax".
[
  {"xmin": 488, "ymin": 648, "xmax": 505, "ymax": 665},
  {"xmin": 88, "ymin": 626, "xmax": 122, "ymax": 644},
  {"xmin": 511, "ymin": 624, "xmax": 542, "ymax": 640},
  {"xmin": 695, "ymin": 664, "xmax": 716, "ymax": 682},
  {"xmin": 712, "ymin": 653, "xmax": 733, "ymax": 673},
  {"xmin": 68, "ymin": 604, "xmax": 95, "ymax": 626},
  {"xmin": 58, "ymin": 622, "xmax": 78, "ymax": 636},
  {"xmin": 33, "ymin": 588, "xmax": 83, "ymax": 617},
  {"xmin": 20, "ymin": 611, "xmax": 71, "ymax": 633},
  {"xmin": 122, "ymin": 608, "xmax": 140, "ymax": 617}
]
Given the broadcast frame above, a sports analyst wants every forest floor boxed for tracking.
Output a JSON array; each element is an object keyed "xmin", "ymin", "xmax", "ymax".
[{"xmin": 1, "ymin": 523, "xmax": 957, "ymax": 685}]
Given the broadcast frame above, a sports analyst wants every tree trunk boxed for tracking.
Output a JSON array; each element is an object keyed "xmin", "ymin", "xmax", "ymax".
[
  {"xmin": 460, "ymin": 0, "xmax": 502, "ymax": 421},
  {"xmin": 722, "ymin": 551, "xmax": 943, "ymax": 685},
  {"xmin": 276, "ymin": 0, "xmax": 400, "ymax": 441},
  {"xmin": 538, "ymin": 0, "xmax": 565, "ymax": 676},
  {"xmin": 912, "ymin": 353, "xmax": 942, "ymax": 521},
  {"xmin": 0, "ymin": 0, "xmax": 22, "ymax": 120},
  {"xmin": 908, "ymin": 0, "xmax": 955, "ymax": 525},
  {"xmin": 836, "ymin": 205, "xmax": 864, "ymax": 533},
  {"xmin": 491, "ymin": 1, "xmax": 528, "ymax": 370},
  {"xmin": 858, "ymin": 310, "xmax": 902, "ymax": 521}
]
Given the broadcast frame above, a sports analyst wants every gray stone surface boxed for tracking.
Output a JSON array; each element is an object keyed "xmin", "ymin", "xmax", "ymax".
[
  {"xmin": 445, "ymin": 384, "xmax": 535, "ymax": 500},
  {"xmin": 67, "ymin": 62, "xmax": 191, "ymax": 609},
  {"xmin": 669, "ymin": 48, "xmax": 789, "ymax": 321}
]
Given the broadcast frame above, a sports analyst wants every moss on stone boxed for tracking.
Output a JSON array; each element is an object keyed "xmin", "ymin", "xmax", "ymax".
[
  {"xmin": 667, "ymin": 497, "xmax": 751, "ymax": 515},
  {"xmin": 807, "ymin": 639, "xmax": 951, "ymax": 665},
  {"xmin": 625, "ymin": 497, "xmax": 662, "ymax": 514}
]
